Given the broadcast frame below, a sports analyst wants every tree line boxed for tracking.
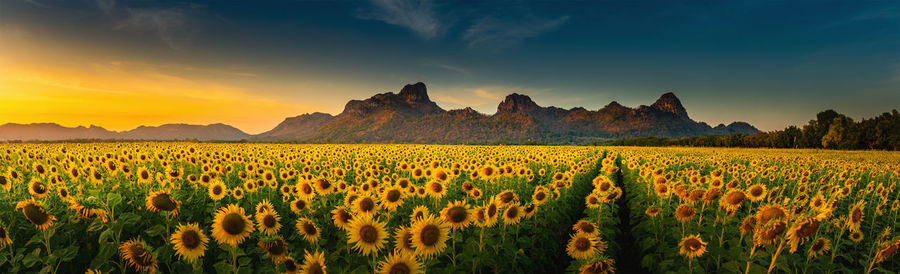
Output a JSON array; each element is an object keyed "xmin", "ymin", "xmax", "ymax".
[{"xmin": 606, "ymin": 109, "xmax": 900, "ymax": 150}]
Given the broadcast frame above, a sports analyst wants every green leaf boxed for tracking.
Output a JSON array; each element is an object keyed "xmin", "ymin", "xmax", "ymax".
[
  {"xmin": 58, "ymin": 246, "xmax": 79, "ymax": 262},
  {"xmin": 89, "ymin": 243, "xmax": 117, "ymax": 269},
  {"xmin": 118, "ymin": 213, "xmax": 141, "ymax": 227},
  {"xmin": 214, "ymin": 261, "xmax": 234, "ymax": 274},
  {"xmin": 107, "ymin": 193, "xmax": 123, "ymax": 208},
  {"xmin": 145, "ymin": 224, "xmax": 167, "ymax": 238},
  {"xmin": 22, "ymin": 250, "xmax": 38, "ymax": 268}
]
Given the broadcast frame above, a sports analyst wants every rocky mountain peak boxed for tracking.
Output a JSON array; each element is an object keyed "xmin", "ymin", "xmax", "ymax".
[
  {"xmin": 496, "ymin": 93, "xmax": 541, "ymax": 114},
  {"xmin": 651, "ymin": 92, "xmax": 688, "ymax": 118},
  {"xmin": 398, "ymin": 82, "xmax": 429, "ymax": 104}
]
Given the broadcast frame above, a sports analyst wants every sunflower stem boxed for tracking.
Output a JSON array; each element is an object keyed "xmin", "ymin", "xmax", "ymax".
[
  {"xmin": 767, "ymin": 237, "xmax": 786, "ymax": 273},
  {"xmin": 744, "ymin": 244, "xmax": 757, "ymax": 274}
]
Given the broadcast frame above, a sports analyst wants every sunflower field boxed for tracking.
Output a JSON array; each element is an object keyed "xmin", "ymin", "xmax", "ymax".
[
  {"xmin": 0, "ymin": 144, "xmax": 897, "ymax": 274},
  {"xmin": 0, "ymin": 143, "xmax": 620, "ymax": 274}
]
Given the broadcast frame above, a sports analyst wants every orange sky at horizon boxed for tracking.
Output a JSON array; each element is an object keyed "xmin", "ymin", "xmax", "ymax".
[{"xmin": 0, "ymin": 27, "xmax": 322, "ymax": 135}]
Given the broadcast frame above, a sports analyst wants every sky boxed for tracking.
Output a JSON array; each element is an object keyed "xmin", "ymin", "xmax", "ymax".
[{"xmin": 0, "ymin": 0, "xmax": 898, "ymax": 134}]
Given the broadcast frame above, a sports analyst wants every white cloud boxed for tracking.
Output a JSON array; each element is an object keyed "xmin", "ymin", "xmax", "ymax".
[
  {"xmin": 463, "ymin": 15, "xmax": 570, "ymax": 49},
  {"xmin": 116, "ymin": 9, "xmax": 192, "ymax": 50},
  {"xmin": 360, "ymin": 0, "xmax": 441, "ymax": 39},
  {"xmin": 96, "ymin": 0, "xmax": 116, "ymax": 15}
]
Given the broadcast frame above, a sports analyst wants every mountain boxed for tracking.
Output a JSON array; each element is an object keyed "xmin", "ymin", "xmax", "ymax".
[
  {"xmin": 0, "ymin": 123, "xmax": 118, "ymax": 141},
  {"xmin": 280, "ymin": 82, "xmax": 758, "ymax": 143},
  {"xmin": 0, "ymin": 82, "xmax": 759, "ymax": 143},
  {"xmin": 0, "ymin": 123, "xmax": 250, "ymax": 141}
]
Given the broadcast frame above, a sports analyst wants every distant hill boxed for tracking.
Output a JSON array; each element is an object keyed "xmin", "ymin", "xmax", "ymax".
[
  {"xmin": 0, "ymin": 123, "xmax": 250, "ymax": 141},
  {"xmin": 0, "ymin": 82, "xmax": 759, "ymax": 143}
]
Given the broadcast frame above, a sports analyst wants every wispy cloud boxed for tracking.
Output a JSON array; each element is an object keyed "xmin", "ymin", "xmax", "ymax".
[
  {"xmin": 116, "ymin": 8, "xmax": 193, "ymax": 50},
  {"xmin": 359, "ymin": 0, "xmax": 441, "ymax": 39},
  {"xmin": 95, "ymin": 0, "xmax": 116, "ymax": 15},
  {"xmin": 463, "ymin": 15, "xmax": 570, "ymax": 49}
]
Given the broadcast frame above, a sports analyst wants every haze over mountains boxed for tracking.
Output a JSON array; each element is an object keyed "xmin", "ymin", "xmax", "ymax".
[{"xmin": 0, "ymin": 83, "xmax": 758, "ymax": 143}]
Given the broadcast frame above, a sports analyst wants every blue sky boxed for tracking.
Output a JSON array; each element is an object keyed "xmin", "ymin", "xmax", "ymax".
[{"xmin": 1, "ymin": 0, "xmax": 898, "ymax": 133}]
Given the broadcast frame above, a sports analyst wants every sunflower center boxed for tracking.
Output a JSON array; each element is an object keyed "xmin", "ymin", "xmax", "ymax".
[
  {"xmin": 401, "ymin": 232, "xmax": 413, "ymax": 249},
  {"xmin": 284, "ymin": 259, "xmax": 297, "ymax": 271},
  {"xmin": 534, "ymin": 192, "xmax": 546, "ymax": 201},
  {"xmin": 500, "ymin": 192, "xmax": 514, "ymax": 203},
  {"xmin": 263, "ymin": 215, "xmax": 277, "ymax": 228},
  {"xmin": 487, "ymin": 205, "xmax": 497, "ymax": 216},
  {"xmin": 213, "ymin": 186, "xmax": 223, "ymax": 195},
  {"xmin": 388, "ymin": 262, "xmax": 411, "ymax": 274},
  {"xmin": 309, "ymin": 263, "xmax": 324, "ymax": 274},
  {"xmin": 726, "ymin": 192, "xmax": 745, "ymax": 204},
  {"xmin": 431, "ymin": 183, "xmax": 443, "ymax": 193},
  {"xmin": 318, "ymin": 179, "xmax": 331, "ymax": 189},
  {"xmin": 0, "ymin": 227, "xmax": 6, "ymax": 238},
  {"xmin": 448, "ymin": 207, "xmax": 467, "ymax": 223},
  {"xmin": 851, "ymin": 209, "xmax": 862, "ymax": 222},
  {"xmin": 181, "ymin": 230, "xmax": 201, "ymax": 249},
  {"xmin": 294, "ymin": 200, "xmax": 306, "ymax": 210},
  {"xmin": 268, "ymin": 240, "xmax": 285, "ymax": 255},
  {"xmin": 420, "ymin": 225, "xmax": 440, "ymax": 246},
  {"xmin": 303, "ymin": 223, "xmax": 317, "ymax": 235},
  {"xmin": 811, "ymin": 240, "xmax": 825, "ymax": 251},
  {"xmin": 140, "ymin": 170, "xmax": 149, "ymax": 180},
  {"xmin": 222, "ymin": 213, "xmax": 246, "ymax": 235},
  {"xmin": 23, "ymin": 204, "xmax": 49, "ymax": 225},
  {"xmin": 750, "ymin": 187, "xmax": 763, "ymax": 196},
  {"xmin": 360, "ymin": 225, "xmax": 378, "ymax": 243},
  {"xmin": 575, "ymin": 237, "xmax": 591, "ymax": 251},
  {"xmin": 505, "ymin": 206, "xmax": 519, "ymax": 219},
  {"xmin": 579, "ymin": 223, "xmax": 595, "ymax": 234},
  {"xmin": 128, "ymin": 244, "xmax": 154, "ymax": 266},
  {"xmin": 359, "ymin": 198, "xmax": 375, "ymax": 212},
  {"xmin": 32, "ymin": 182, "xmax": 46, "ymax": 194},
  {"xmin": 386, "ymin": 190, "xmax": 401, "ymax": 202},
  {"xmin": 151, "ymin": 193, "xmax": 177, "ymax": 211}
]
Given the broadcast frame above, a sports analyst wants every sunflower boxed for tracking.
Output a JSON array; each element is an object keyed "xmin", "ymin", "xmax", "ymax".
[
  {"xmin": 674, "ymin": 204, "xmax": 696, "ymax": 223},
  {"xmin": 573, "ymin": 219, "xmax": 599, "ymax": 236},
  {"xmin": 719, "ymin": 190, "xmax": 745, "ymax": 213},
  {"xmin": 282, "ymin": 256, "xmax": 300, "ymax": 274},
  {"xmin": 740, "ymin": 216, "xmax": 757, "ymax": 236},
  {"xmin": 807, "ymin": 237, "xmax": 830, "ymax": 259},
  {"xmin": 28, "ymin": 179, "xmax": 49, "ymax": 198},
  {"xmin": 296, "ymin": 217, "xmax": 321, "ymax": 244},
  {"xmin": 314, "ymin": 178, "xmax": 334, "ymax": 195},
  {"xmin": 393, "ymin": 225, "xmax": 416, "ymax": 255},
  {"xmin": 849, "ymin": 231, "xmax": 864, "ymax": 243},
  {"xmin": 257, "ymin": 237, "xmax": 289, "ymax": 263},
  {"xmin": 483, "ymin": 198, "xmax": 500, "ymax": 227},
  {"xmin": 786, "ymin": 218, "xmax": 820, "ymax": 253},
  {"xmin": 0, "ymin": 175, "xmax": 10, "ymax": 191},
  {"xmin": 380, "ymin": 186, "xmax": 405, "ymax": 212},
  {"xmin": 409, "ymin": 215, "xmax": 450, "ymax": 259},
  {"xmin": 873, "ymin": 239, "xmax": 899, "ymax": 264},
  {"xmin": 137, "ymin": 167, "xmax": 152, "ymax": 184},
  {"xmin": 585, "ymin": 194, "xmax": 601, "ymax": 209},
  {"xmin": 425, "ymin": 181, "xmax": 446, "ymax": 200},
  {"xmin": 746, "ymin": 184, "xmax": 767, "ymax": 202},
  {"xmin": 211, "ymin": 204, "xmax": 255, "ymax": 247},
  {"xmin": 567, "ymin": 232, "xmax": 603, "ymax": 260},
  {"xmin": 532, "ymin": 189, "xmax": 549, "ymax": 205},
  {"xmin": 645, "ymin": 207, "xmax": 661, "ymax": 218},
  {"xmin": 410, "ymin": 205, "xmax": 430, "ymax": 221},
  {"xmin": 754, "ymin": 219, "xmax": 788, "ymax": 246},
  {"xmin": 440, "ymin": 200, "xmax": 473, "ymax": 230},
  {"xmin": 502, "ymin": 203, "xmax": 523, "ymax": 226},
  {"xmin": 255, "ymin": 199, "xmax": 275, "ymax": 216},
  {"xmin": 755, "ymin": 204, "xmax": 788, "ymax": 226},
  {"xmin": 331, "ymin": 206, "xmax": 353, "ymax": 230},
  {"xmin": 346, "ymin": 213, "xmax": 388, "ymax": 256},
  {"xmin": 847, "ymin": 201, "xmax": 865, "ymax": 232},
  {"xmin": 290, "ymin": 199, "xmax": 309, "ymax": 215},
  {"xmin": 16, "ymin": 199, "xmax": 56, "ymax": 231},
  {"xmin": 119, "ymin": 238, "xmax": 158, "ymax": 273},
  {"xmin": 232, "ymin": 187, "xmax": 244, "ymax": 200},
  {"xmin": 579, "ymin": 258, "xmax": 615, "ymax": 274},
  {"xmin": 377, "ymin": 250, "xmax": 422, "ymax": 274},
  {"xmin": 496, "ymin": 190, "xmax": 518, "ymax": 206},
  {"xmin": 354, "ymin": 195, "xmax": 379, "ymax": 217},
  {"xmin": 169, "ymin": 223, "xmax": 208, "ymax": 263},
  {"xmin": 208, "ymin": 180, "xmax": 227, "ymax": 201},
  {"xmin": 256, "ymin": 209, "xmax": 282, "ymax": 236},
  {"xmin": 0, "ymin": 225, "xmax": 12, "ymax": 247},
  {"xmin": 145, "ymin": 191, "xmax": 180, "ymax": 216},
  {"xmin": 678, "ymin": 234, "xmax": 708, "ymax": 260},
  {"xmin": 300, "ymin": 249, "xmax": 327, "ymax": 274}
]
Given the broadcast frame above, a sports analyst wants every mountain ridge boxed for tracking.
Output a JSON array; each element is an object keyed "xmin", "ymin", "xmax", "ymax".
[{"xmin": 0, "ymin": 82, "xmax": 759, "ymax": 143}]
